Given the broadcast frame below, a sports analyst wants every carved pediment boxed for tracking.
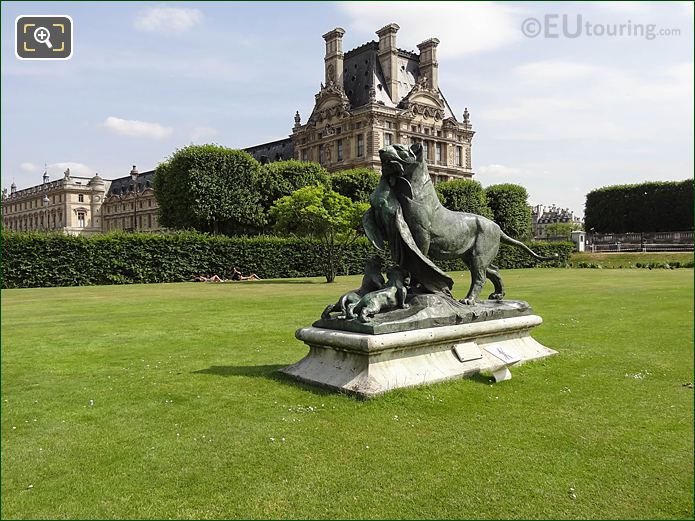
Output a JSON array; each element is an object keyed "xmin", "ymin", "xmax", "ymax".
[
  {"xmin": 400, "ymin": 101, "xmax": 445, "ymax": 120},
  {"xmin": 398, "ymin": 78, "xmax": 446, "ymax": 120},
  {"xmin": 308, "ymin": 79, "xmax": 351, "ymax": 124},
  {"xmin": 442, "ymin": 117, "xmax": 459, "ymax": 129}
]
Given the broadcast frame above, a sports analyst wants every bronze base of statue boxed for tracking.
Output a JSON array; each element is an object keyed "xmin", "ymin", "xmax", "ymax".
[{"xmin": 314, "ymin": 295, "xmax": 533, "ymax": 335}]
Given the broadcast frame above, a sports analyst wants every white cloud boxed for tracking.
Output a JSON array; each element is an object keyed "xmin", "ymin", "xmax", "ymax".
[
  {"xmin": 513, "ymin": 60, "xmax": 601, "ymax": 82},
  {"xmin": 477, "ymin": 164, "xmax": 522, "ymax": 178},
  {"xmin": 20, "ymin": 162, "xmax": 38, "ymax": 173},
  {"xmin": 474, "ymin": 59, "xmax": 694, "ymax": 141},
  {"xmin": 102, "ymin": 116, "xmax": 173, "ymax": 140},
  {"xmin": 48, "ymin": 162, "xmax": 92, "ymax": 177},
  {"xmin": 338, "ymin": 2, "xmax": 520, "ymax": 58},
  {"xmin": 189, "ymin": 126, "xmax": 218, "ymax": 142},
  {"xmin": 134, "ymin": 6, "xmax": 203, "ymax": 33}
]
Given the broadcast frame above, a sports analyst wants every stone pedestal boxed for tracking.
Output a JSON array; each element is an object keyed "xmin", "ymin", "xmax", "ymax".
[{"xmin": 282, "ymin": 314, "xmax": 557, "ymax": 398}]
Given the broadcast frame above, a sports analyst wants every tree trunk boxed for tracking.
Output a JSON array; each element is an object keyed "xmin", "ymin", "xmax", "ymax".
[{"xmin": 325, "ymin": 239, "xmax": 336, "ymax": 283}]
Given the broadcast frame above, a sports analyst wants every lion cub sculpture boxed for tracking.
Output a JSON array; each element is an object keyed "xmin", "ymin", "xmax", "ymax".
[
  {"xmin": 349, "ymin": 266, "xmax": 410, "ymax": 323},
  {"xmin": 321, "ymin": 257, "xmax": 385, "ymax": 320}
]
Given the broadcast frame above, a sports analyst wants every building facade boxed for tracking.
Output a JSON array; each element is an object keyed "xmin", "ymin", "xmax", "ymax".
[
  {"xmin": 2, "ymin": 168, "xmax": 109, "ymax": 236},
  {"xmin": 246, "ymin": 23, "xmax": 475, "ymax": 183},
  {"xmin": 2, "ymin": 166, "xmax": 162, "ymax": 235},
  {"xmin": 531, "ymin": 204, "xmax": 583, "ymax": 240},
  {"xmin": 102, "ymin": 167, "xmax": 161, "ymax": 233}
]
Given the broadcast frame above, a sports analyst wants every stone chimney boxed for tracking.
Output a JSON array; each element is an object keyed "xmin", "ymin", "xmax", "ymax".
[
  {"xmin": 417, "ymin": 37, "xmax": 440, "ymax": 91},
  {"xmin": 376, "ymin": 23, "xmax": 400, "ymax": 102},
  {"xmin": 322, "ymin": 27, "xmax": 345, "ymax": 87}
]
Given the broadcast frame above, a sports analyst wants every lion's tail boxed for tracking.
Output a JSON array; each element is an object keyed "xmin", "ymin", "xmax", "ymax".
[{"xmin": 500, "ymin": 231, "xmax": 558, "ymax": 261}]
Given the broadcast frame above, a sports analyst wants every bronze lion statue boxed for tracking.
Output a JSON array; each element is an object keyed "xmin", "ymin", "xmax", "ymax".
[{"xmin": 363, "ymin": 143, "xmax": 555, "ymax": 304}]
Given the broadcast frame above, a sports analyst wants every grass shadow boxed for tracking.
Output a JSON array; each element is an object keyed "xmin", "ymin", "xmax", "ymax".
[
  {"xmin": 192, "ymin": 364, "xmax": 339, "ymax": 397},
  {"xmin": 466, "ymin": 371, "xmax": 496, "ymax": 385},
  {"xmin": 240, "ymin": 279, "xmax": 327, "ymax": 286}
]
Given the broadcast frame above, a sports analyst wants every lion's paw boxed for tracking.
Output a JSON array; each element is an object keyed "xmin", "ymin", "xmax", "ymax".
[
  {"xmin": 488, "ymin": 292, "xmax": 505, "ymax": 301},
  {"xmin": 459, "ymin": 298, "xmax": 476, "ymax": 306}
]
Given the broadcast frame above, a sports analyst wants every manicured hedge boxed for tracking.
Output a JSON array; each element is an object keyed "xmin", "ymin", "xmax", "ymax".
[
  {"xmin": 485, "ymin": 184, "xmax": 532, "ymax": 240},
  {"xmin": 435, "ymin": 179, "xmax": 493, "ymax": 219},
  {"xmin": 585, "ymin": 180, "xmax": 693, "ymax": 233},
  {"xmin": 1, "ymin": 232, "xmax": 573, "ymax": 289}
]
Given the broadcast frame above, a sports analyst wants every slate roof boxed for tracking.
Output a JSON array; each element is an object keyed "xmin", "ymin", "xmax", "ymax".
[
  {"xmin": 106, "ymin": 170, "xmax": 155, "ymax": 197},
  {"xmin": 342, "ymin": 42, "xmax": 423, "ymax": 108},
  {"xmin": 244, "ymin": 138, "xmax": 294, "ymax": 164}
]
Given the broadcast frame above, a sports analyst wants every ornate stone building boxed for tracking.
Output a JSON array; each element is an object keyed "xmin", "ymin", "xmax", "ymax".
[
  {"xmin": 102, "ymin": 167, "xmax": 161, "ymax": 232},
  {"xmin": 2, "ymin": 168, "xmax": 108, "ymax": 235},
  {"xmin": 2, "ymin": 166, "xmax": 162, "ymax": 235},
  {"xmin": 246, "ymin": 23, "xmax": 475, "ymax": 182}
]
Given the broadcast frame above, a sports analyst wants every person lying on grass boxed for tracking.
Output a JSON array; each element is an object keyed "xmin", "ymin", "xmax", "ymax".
[
  {"xmin": 231, "ymin": 267, "xmax": 262, "ymax": 281},
  {"xmin": 192, "ymin": 275, "xmax": 226, "ymax": 283}
]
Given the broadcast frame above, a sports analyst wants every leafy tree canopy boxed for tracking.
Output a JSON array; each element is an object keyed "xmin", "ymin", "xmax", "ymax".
[
  {"xmin": 153, "ymin": 145, "xmax": 265, "ymax": 234},
  {"xmin": 270, "ymin": 185, "xmax": 368, "ymax": 282},
  {"xmin": 435, "ymin": 179, "xmax": 493, "ymax": 219},
  {"xmin": 330, "ymin": 168, "xmax": 381, "ymax": 203},
  {"xmin": 485, "ymin": 183, "xmax": 532, "ymax": 240},
  {"xmin": 259, "ymin": 160, "xmax": 330, "ymax": 215}
]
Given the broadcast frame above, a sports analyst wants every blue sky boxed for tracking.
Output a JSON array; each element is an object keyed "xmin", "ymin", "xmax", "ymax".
[{"xmin": 2, "ymin": 1, "xmax": 693, "ymax": 215}]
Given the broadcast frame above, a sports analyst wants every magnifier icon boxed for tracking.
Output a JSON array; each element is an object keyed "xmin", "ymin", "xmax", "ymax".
[{"xmin": 33, "ymin": 26, "xmax": 53, "ymax": 49}]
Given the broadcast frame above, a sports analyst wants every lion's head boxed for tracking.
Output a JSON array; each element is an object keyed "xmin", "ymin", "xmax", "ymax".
[{"xmin": 378, "ymin": 143, "xmax": 425, "ymax": 182}]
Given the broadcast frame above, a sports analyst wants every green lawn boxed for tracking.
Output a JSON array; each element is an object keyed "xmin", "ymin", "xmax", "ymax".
[
  {"xmin": 571, "ymin": 251, "xmax": 693, "ymax": 268},
  {"xmin": 2, "ymin": 270, "xmax": 693, "ymax": 519}
]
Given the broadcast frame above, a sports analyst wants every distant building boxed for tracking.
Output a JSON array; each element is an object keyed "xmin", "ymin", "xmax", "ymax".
[
  {"xmin": 2, "ymin": 168, "xmax": 108, "ymax": 236},
  {"xmin": 2, "ymin": 166, "xmax": 162, "ymax": 235},
  {"xmin": 531, "ymin": 204, "xmax": 583, "ymax": 240},
  {"xmin": 102, "ymin": 166, "xmax": 161, "ymax": 233},
  {"xmin": 245, "ymin": 23, "xmax": 475, "ymax": 183}
]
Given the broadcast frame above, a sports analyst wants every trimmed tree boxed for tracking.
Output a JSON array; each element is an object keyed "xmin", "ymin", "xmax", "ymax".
[
  {"xmin": 435, "ymin": 179, "xmax": 493, "ymax": 219},
  {"xmin": 485, "ymin": 183, "xmax": 532, "ymax": 240},
  {"xmin": 269, "ymin": 185, "xmax": 368, "ymax": 282},
  {"xmin": 259, "ymin": 160, "xmax": 330, "ymax": 216},
  {"xmin": 585, "ymin": 180, "xmax": 693, "ymax": 233},
  {"xmin": 330, "ymin": 168, "xmax": 381, "ymax": 203},
  {"xmin": 153, "ymin": 145, "xmax": 265, "ymax": 234}
]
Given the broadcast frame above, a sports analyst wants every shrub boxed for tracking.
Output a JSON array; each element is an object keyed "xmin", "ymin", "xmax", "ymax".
[
  {"xmin": 484, "ymin": 184, "xmax": 532, "ymax": 240},
  {"xmin": 329, "ymin": 169, "xmax": 381, "ymax": 203},
  {"xmin": 435, "ymin": 179, "xmax": 493, "ymax": 219},
  {"xmin": 584, "ymin": 180, "xmax": 693, "ymax": 233},
  {"xmin": 153, "ymin": 145, "xmax": 265, "ymax": 234},
  {"xmin": 259, "ymin": 160, "xmax": 330, "ymax": 216},
  {"xmin": 2, "ymin": 232, "xmax": 573, "ymax": 289}
]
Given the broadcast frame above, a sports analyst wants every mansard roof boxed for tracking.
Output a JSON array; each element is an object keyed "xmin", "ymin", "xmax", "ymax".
[
  {"xmin": 342, "ymin": 41, "xmax": 454, "ymax": 119},
  {"xmin": 106, "ymin": 170, "xmax": 155, "ymax": 198},
  {"xmin": 244, "ymin": 138, "xmax": 294, "ymax": 164}
]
